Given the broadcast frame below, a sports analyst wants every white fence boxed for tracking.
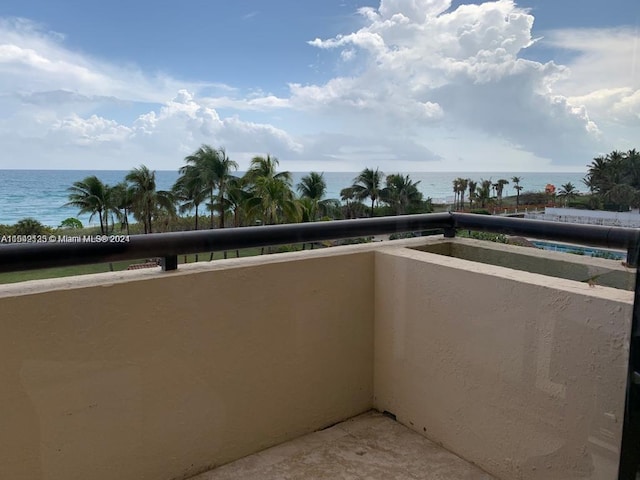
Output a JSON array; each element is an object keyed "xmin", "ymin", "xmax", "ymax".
[{"xmin": 526, "ymin": 207, "xmax": 640, "ymax": 228}]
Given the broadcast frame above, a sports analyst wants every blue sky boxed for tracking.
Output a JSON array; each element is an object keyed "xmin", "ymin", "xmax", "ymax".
[{"xmin": 0, "ymin": 0, "xmax": 638, "ymax": 171}]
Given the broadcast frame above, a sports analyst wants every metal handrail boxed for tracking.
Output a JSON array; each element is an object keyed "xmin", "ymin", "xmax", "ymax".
[{"xmin": 0, "ymin": 212, "xmax": 638, "ymax": 273}]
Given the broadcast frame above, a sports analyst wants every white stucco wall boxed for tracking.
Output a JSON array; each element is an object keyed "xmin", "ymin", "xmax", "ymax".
[
  {"xmin": 374, "ymin": 247, "xmax": 633, "ymax": 480},
  {"xmin": 0, "ymin": 250, "xmax": 375, "ymax": 480}
]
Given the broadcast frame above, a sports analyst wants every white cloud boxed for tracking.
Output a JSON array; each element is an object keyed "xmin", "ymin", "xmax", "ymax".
[
  {"xmin": 0, "ymin": 4, "xmax": 637, "ymax": 172},
  {"xmin": 0, "ymin": 18, "xmax": 301, "ymax": 169},
  {"xmin": 200, "ymin": 94, "xmax": 290, "ymax": 111},
  {"xmin": 294, "ymin": 0, "xmax": 611, "ymax": 167},
  {"xmin": 0, "ymin": 17, "xmax": 224, "ymax": 103},
  {"xmin": 51, "ymin": 114, "xmax": 132, "ymax": 145},
  {"xmin": 543, "ymin": 27, "xmax": 640, "ymax": 129},
  {"xmin": 0, "ymin": 87, "xmax": 303, "ymax": 169},
  {"xmin": 130, "ymin": 90, "xmax": 301, "ymax": 156}
]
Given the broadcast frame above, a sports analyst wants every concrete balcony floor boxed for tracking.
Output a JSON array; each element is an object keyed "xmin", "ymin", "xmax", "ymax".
[{"xmin": 191, "ymin": 411, "xmax": 496, "ymax": 480}]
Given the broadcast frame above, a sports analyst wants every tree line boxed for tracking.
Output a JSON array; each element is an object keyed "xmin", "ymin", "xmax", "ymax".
[
  {"xmin": 65, "ymin": 145, "xmax": 432, "ymax": 235},
  {"xmin": 450, "ymin": 177, "xmax": 522, "ymax": 210},
  {"xmin": 583, "ymin": 149, "xmax": 640, "ymax": 210}
]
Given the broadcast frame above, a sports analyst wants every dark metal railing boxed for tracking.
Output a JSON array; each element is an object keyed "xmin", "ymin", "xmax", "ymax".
[
  {"xmin": 0, "ymin": 212, "xmax": 638, "ymax": 273},
  {"xmin": 0, "ymin": 211, "xmax": 639, "ymax": 479},
  {"xmin": 619, "ymin": 266, "xmax": 640, "ymax": 480}
]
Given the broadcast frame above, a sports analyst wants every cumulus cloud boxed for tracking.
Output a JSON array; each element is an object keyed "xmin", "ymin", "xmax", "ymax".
[
  {"xmin": 296, "ymin": 0, "xmax": 613, "ymax": 166},
  {"xmin": 544, "ymin": 27, "xmax": 640, "ymax": 127},
  {"xmin": 0, "ymin": 18, "xmax": 302, "ymax": 169},
  {"xmin": 131, "ymin": 90, "xmax": 301, "ymax": 156},
  {"xmin": 0, "ymin": 87, "xmax": 303, "ymax": 169}
]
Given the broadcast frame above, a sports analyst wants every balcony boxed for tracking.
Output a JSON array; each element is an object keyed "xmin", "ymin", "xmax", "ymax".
[{"xmin": 0, "ymin": 214, "xmax": 638, "ymax": 480}]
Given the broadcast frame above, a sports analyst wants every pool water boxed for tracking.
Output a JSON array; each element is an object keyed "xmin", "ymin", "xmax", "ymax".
[{"xmin": 532, "ymin": 241, "xmax": 626, "ymax": 260}]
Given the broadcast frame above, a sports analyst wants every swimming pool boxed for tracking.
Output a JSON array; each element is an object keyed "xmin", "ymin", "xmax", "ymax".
[{"xmin": 532, "ymin": 240, "xmax": 626, "ymax": 260}]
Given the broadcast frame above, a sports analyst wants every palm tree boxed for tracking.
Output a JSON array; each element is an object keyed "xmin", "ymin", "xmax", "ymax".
[
  {"xmin": 245, "ymin": 154, "xmax": 292, "ymax": 184},
  {"xmin": 250, "ymin": 175, "xmax": 299, "ymax": 224},
  {"xmin": 111, "ymin": 181, "xmax": 135, "ymax": 235},
  {"xmin": 583, "ymin": 149, "xmax": 640, "ymax": 208},
  {"xmin": 604, "ymin": 184, "xmax": 636, "ymax": 210},
  {"xmin": 495, "ymin": 179, "xmax": 509, "ymax": 205},
  {"xmin": 183, "ymin": 145, "xmax": 238, "ymax": 229},
  {"xmin": 126, "ymin": 165, "xmax": 175, "ymax": 234},
  {"xmin": 352, "ymin": 168, "xmax": 384, "ymax": 217},
  {"xmin": 211, "ymin": 148, "xmax": 239, "ymax": 228},
  {"xmin": 468, "ymin": 180, "xmax": 477, "ymax": 209},
  {"xmin": 226, "ymin": 176, "xmax": 256, "ymax": 227},
  {"xmin": 511, "ymin": 176, "xmax": 523, "ymax": 208},
  {"xmin": 173, "ymin": 165, "xmax": 207, "ymax": 230},
  {"xmin": 451, "ymin": 178, "xmax": 460, "ymax": 210},
  {"xmin": 183, "ymin": 145, "xmax": 219, "ymax": 228},
  {"xmin": 458, "ymin": 178, "xmax": 468, "ymax": 210},
  {"xmin": 626, "ymin": 149, "xmax": 640, "ymax": 189},
  {"xmin": 381, "ymin": 174, "xmax": 423, "ymax": 215},
  {"xmin": 297, "ymin": 172, "xmax": 327, "ymax": 221},
  {"xmin": 558, "ymin": 182, "xmax": 579, "ymax": 207},
  {"xmin": 477, "ymin": 179, "xmax": 492, "ymax": 208},
  {"xmin": 65, "ymin": 175, "xmax": 112, "ymax": 234},
  {"xmin": 340, "ymin": 186, "xmax": 358, "ymax": 219},
  {"xmin": 244, "ymin": 155, "xmax": 297, "ymax": 225}
]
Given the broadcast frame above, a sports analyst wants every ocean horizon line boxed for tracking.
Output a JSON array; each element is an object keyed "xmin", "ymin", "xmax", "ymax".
[{"xmin": 0, "ymin": 168, "xmax": 588, "ymax": 174}]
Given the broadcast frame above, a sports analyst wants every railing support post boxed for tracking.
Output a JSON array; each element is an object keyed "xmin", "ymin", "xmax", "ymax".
[
  {"xmin": 627, "ymin": 239, "xmax": 639, "ymax": 268},
  {"xmin": 618, "ymin": 242, "xmax": 640, "ymax": 479},
  {"xmin": 444, "ymin": 212, "xmax": 456, "ymax": 238},
  {"xmin": 161, "ymin": 255, "xmax": 178, "ymax": 271}
]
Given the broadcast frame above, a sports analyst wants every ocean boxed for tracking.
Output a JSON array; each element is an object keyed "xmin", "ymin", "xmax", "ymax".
[{"xmin": 0, "ymin": 170, "xmax": 587, "ymax": 227}]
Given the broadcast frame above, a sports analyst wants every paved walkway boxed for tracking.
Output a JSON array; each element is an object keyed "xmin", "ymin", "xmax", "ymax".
[{"xmin": 191, "ymin": 411, "xmax": 497, "ymax": 480}]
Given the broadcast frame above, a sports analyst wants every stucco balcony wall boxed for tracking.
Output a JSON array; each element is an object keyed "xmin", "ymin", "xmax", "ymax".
[
  {"xmin": 0, "ymin": 237, "xmax": 634, "ymax": 480},
  {"xmin": 413, "ymin": 237, "xmax": 634, "ymax": 290},
  {"xmin": 374, "ymin": 245, "xmax": 633, "ymax": 480},
  {"xmin": 0, "ymin": 248, "xmax": 375, "ymax": 480}
]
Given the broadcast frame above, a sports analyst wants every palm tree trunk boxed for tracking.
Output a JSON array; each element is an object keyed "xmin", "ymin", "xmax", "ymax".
[
  {"xmin": 98, "ymin": 208, "xmax": 105, "ymax": 234},
  {"xmin": 124, "ymin": 208, "xmax": 130, "ymax": 235},
  {"xmin": 147, "ymin": 199, "xmax": 153, "ymax": 234},
  {"xmin": 103, "ymin": 210, "xmax": 109, "ymax": 234},
  {"xmin": 210, "ymin": 189, "xmax": 215, "ymax": 229},
  {"xmin": 195, "ymin": 204, "xmax": 199, "ymax": 231},
  {"xmin": 218, "ymin": 188, "xmax": 225, "ymax": 229}
]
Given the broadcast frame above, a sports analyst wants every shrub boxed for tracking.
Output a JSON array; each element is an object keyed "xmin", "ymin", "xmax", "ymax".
[
  {"xmin": 58, "ymin": 217, "xmax": 83, "ymax": 229},
  {"xmin": 519, "ymin": 191, "xmax": 547, "ymax": 205},
  {"xmin": 458, "ymin": 230, "xmax": 508, "ymax": 243},
  {"xmin": 14, "ymin": 218, "xmax": 49, "ymax": 235},
  {"xmin": 389, "ymin": 232, "xmax": 420, "ymax": 240},
  {"xmin": 592, "ymin": 251, "xmax": 619, "ymax": 260}
]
